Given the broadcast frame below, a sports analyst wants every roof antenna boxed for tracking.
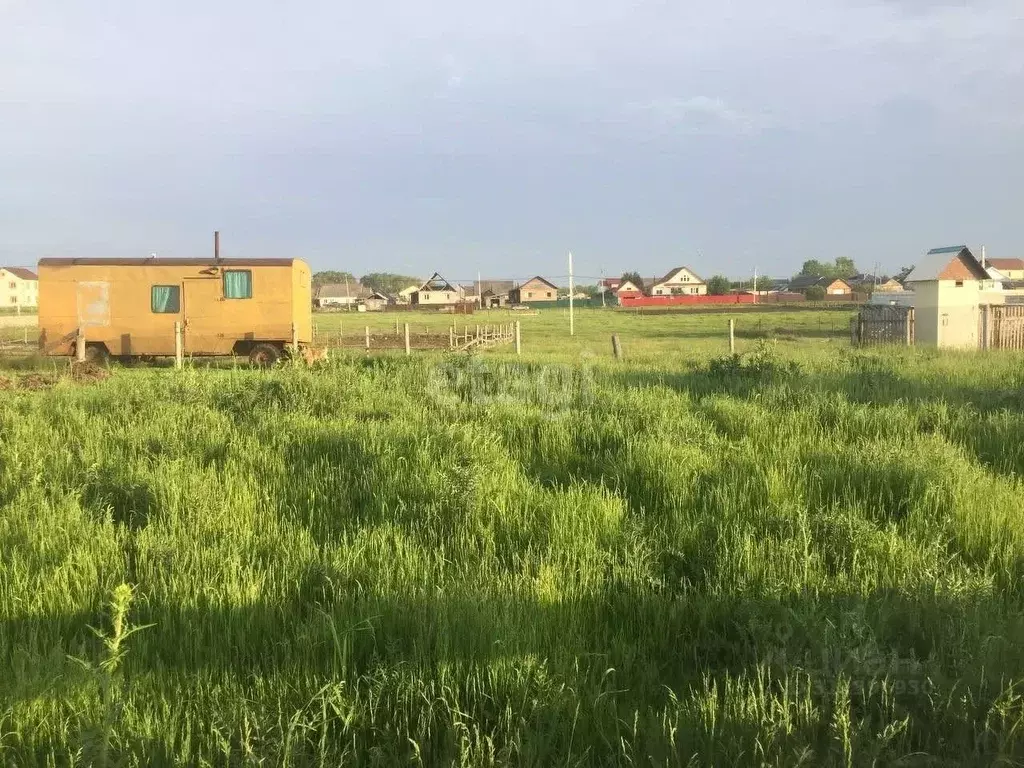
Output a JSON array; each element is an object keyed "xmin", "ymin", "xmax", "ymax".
[{"xmin": 214, "ymin": 230, "xmax": 221, "ymax": 262}]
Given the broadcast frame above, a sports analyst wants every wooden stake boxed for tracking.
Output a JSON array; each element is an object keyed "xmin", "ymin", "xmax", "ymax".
[
  {"xmin": 365, "ymin": 326, "xmax": 370, "ymax": 352},
  {"xmin": 404, "ymin": 323, "xmax": 411, "ymax": 355},
  {"xmin": 612, "ymin": 333, "xmax": 622, "ymax": 360},
  {"xmin": 514, "ymin": 321, "xmax": 521, "ymax": 355},
  {"xmin": 76, "ymin": 329, "xmax": 86, "ymax": 362},
  {"xmin": 729, "ymin": 318, "xmax": 735, "ymax": 354},
  {"xmin": 174, "ymin": 322, "xmax": 183, "ymax": 369}
]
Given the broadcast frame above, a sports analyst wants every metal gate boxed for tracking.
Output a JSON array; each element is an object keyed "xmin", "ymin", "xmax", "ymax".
[{"xmin": 853, "ymin": 305, "xmax": 914, "ymax": 346}]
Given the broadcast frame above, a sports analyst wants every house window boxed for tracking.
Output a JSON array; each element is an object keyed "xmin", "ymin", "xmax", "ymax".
[
  {"xmin": 546, "ymin": 291, "xmax": 552, "ymax": 298},
  {"xmin": 671, "ymin": 287, "xmax": 682, "ymax": 295},
  {"xmin": 691, "ymin": 287, "xmax": 699, "ymax": 294},
  {"xmin": 151, "ymin": 285, "xmax": 180, "ymax": 313},
  {"xmin": 683, "ymin": 275, "xmax": 690, "ymax": 282},
  {"xmin": 8, "ymin": 281, "xmax": 15, "ymax": 289},
  {"xmin": 10, "ymin": 297, "xmax": 16, "ymax": 304},
  {"xmin": 527, "ymin": 292, "xmax": 533, "ymax": 298},
  {"xmin": 955, "ymin": 280, "xmax": 964, "ymax": 287},
  {"xmin": 223, "ymin": 270, "xmax": 252, "ymax": 299},
  {"xmin": 446, "ymin": 292, "xmax": 452, "ymax": 300},
  {"xmin": 423, "ymin": 293, "xmax": 430, "ymax": 300}
]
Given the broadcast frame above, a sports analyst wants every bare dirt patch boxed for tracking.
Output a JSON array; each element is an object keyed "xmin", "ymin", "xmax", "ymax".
[{"xmin": 0, "ymin": 363, "xmax": 111, "ymax": 391}]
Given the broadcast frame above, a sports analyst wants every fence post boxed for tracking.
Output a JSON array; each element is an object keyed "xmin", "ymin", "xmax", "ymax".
[
  {"xmin": 449, "ymin": 326, "xmax": 454, "ymax": 349},
  {"xmin": 76, "ymin": 329, "xmax": 86, "ymax": 362},
  {"xmin": 404, "ymin": 323, "xmax": 411, "ymax": 355},
  {"xmin": 857, "ymin": 314, "xmax": 864, "ymax": 345},
  {"xmin": 514, "ymin": 321, "xmax": 521, "ymax": 355},
  {"xmin": 612, "ymin": 334, "xmax": 622, "ymax": 360},
  {"xmin": 395, "ymin": 319, "xmax": 399, "ymax": 336},
  {"xmin": 728, "ymin": 318, "xmax": 735, "ymax": 354},
  {"xmin": 173, "ymin": 322, "xmax": 183, "ymax": 369},
  {"xmin": 908, "ymin": 307, "xmax": 916, "ymax": 347},
  {"xmin": 365, "ymin": 326, "xmax": 370, "ymax": 352}
]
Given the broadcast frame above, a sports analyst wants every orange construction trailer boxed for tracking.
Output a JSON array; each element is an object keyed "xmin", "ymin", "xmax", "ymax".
[{"xmin": 38, "ymin": 257, "xmax": 312, "ymax": 364}]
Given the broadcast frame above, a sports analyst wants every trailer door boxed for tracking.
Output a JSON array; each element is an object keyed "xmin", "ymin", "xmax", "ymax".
[{"xmin": 183, "ymin": 277, "xmax": 230, "ymax": 355}]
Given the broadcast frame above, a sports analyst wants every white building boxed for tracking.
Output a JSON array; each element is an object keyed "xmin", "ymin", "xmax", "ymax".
[{"xmin": 0, "ymin": 267, "xmax": 38, "ymax": 308}]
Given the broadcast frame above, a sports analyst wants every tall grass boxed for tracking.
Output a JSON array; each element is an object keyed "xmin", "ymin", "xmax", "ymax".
[{"xmin": 3, "ymin": 344, "xmax": 1024, "ymax": 765}]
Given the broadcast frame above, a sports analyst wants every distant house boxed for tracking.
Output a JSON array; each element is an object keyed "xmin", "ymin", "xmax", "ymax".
[
  {"xmin": 479, "ymin": 280, "xmax": 515, "ymax": 308},
  {"xmin": 459, "ymin": 284, "xmax": 480, "ymax": 306},
  {"xmin": 364, "ymin": 290, "xmax": 393, "ymax": 311},
  {"xmin": 873, "ymin": 277, "xmax": 906, "ymax": 292},
  {"xmin": 600, "ymin": 278, "xmax": 622, "ymax": 292},
  {"xmin": 510, "ymin": 276, "xmax": 559, "ymax": 304},
  {"xmin": 986, "ymin": 258, "xmax": 1024, "ymax": 281},
  {"xmin": 395, "ymin": 284, "xmax": 420, "ymax": 305},
  {"xmin": 316, "ymin": 282, "xmax": 371, "ymax": 307},
  {"xmin": 0, "ymin": 267, "xmax": 38, "ymax": 308},
  {"xmin": 648, "ymin": 267, "xmax": 707, "ymax": 296},
  {"xmin": 412, "ymin": 273, "xmax": 465, "ymax": 307},
  {"xmin": 788, "ymin": 275, "xmax": 854, "ymax": 296},
  {"xmin": 904, "ymin": 245, "xmax": 988, "ymax": 348},
  {"xmin": 615, "ymin": 280, "xmax": 644, "ymax": 299}
]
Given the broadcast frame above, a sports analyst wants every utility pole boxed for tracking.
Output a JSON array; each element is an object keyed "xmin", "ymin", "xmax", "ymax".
[
  {"xmin": 568, "ymin": 251, "xmax": 575, "ymax": 337},
  {"xmin": 752, "ymin": 267, "xmax": 758, "ymax": 303},
  {"xmin": 600, "ymin": 268, "xmax": 606, "ymax": 308},
  {"xmin": 477, "ymin": 270, "xmax": 482, "ymax": 309},
  {"xmin": 344, "ymin": 273, "xmax": 351, "ymax": 312}
]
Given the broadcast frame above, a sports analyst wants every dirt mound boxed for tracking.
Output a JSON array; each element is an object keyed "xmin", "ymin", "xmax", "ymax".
[
  {"xmin": 0, "ymin": 363, "xmax": 111, "ymax": 391},
  {"xmin": 69, "ymin": 362, "xmax": 111, "ymax": 382}
]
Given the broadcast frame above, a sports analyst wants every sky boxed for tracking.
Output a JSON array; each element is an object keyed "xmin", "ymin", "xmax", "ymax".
[{"xmin": 2, "ymin": 0, "xmax": 1022, "ymax": 283}]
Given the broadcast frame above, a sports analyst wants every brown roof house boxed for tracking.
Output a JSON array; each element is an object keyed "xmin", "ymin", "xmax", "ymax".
[
  {"xmin": 987, "ymin": 258, "xmax": 1024, "ymax": 281},
  {"xmin": 510, "ymin": 276, "xmax": 559, "ymax": 304},
  {"xmin": 788, "ymin": 275, "xmax": 853, "ymax": 296},
  {"xmin": 648, "ymin": 267, "xmax": 706, "ymax": 296},
  {"xmin": 0, "ymin": 267, "xmax": 38, "ymax": 308},
  {"xmin": 315, "ymin": 282, "xmax": 371, "ymax": 308},
  {"xmin": 904, "ymin": 245, "xmax": 988, "ymax": 348},
  {"xmin": 478, "ymin": 280, "xmax": 515, "ymax": 307}
]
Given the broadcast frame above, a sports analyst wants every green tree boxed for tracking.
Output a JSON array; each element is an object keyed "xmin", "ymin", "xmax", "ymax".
[
  {"xmin": 805, "ymin": 285, "xmax": 826, "ymax": 301},
  {"xmin": 312, "ymin": 271, "xmax": 356, "ymax": 289},
  {"xmin": 798, "ymin": 258, "xmax": 857, "ymax": 279},
  {"xmin": 799, "ymin": 260, "xmax": 831, "ymax": 277},
  {"xmin": 361, "ymin": 272, "xmax": 421, "ymax": 295},
  {"xmin": 706, "ymin": 275, "xmax": 732, "ymax": 295},
  {"xmin": 833, "ymin": 257, "xmax": 857, "ymax": 278}
]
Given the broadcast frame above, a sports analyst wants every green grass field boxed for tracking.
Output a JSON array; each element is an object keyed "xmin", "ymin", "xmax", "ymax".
[{"xmin": 4, "ymin": 307, "xmax": 1024, "ymax": 765}]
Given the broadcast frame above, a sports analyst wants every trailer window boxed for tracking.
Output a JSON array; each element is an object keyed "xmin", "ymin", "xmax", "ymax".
[
  {"xmin": 151, "ymin": 285, "xmax": 180, "ymax": 313},
  {"xmin": 224, "ymin": 270, "xmax": 253, "ymax": 299}
]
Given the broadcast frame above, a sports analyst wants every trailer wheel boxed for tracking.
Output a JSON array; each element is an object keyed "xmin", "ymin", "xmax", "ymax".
[{"xmin": 249, "ymin": 344, "xmax": 281, "ymax": 367}]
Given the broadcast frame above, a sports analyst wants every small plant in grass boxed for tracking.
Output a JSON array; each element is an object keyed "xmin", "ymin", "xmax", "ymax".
[
  {"xmin": 706, "ymin": 338, "xmax": 801, "ymax": 382},
  {"xmin": 69, "ymin": 583, "xmax": 153, "ymax": 766}
]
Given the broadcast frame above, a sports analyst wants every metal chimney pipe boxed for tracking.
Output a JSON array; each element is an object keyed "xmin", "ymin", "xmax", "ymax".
[
  {"xmin": 214, "ymin": 231, "xmax": 221, "ymax": 261},
  {"xmin": 981, "ymin": 244, "xmax": 986, "ymax": 269}
]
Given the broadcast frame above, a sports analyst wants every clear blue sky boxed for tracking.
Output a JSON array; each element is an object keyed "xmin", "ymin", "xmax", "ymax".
[{"xmin": 2, "ymin": 0, "xmax": 1021, "ymax": 282}]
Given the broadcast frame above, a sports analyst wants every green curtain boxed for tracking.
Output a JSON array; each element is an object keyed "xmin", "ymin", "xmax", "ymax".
[
  {"xmin": 224, "ymin": 270, "xmax": 252, "ymax": 299},
  {"xmin": 151, "ymin": 286, "xmax": 179, "ymax": 313}
]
